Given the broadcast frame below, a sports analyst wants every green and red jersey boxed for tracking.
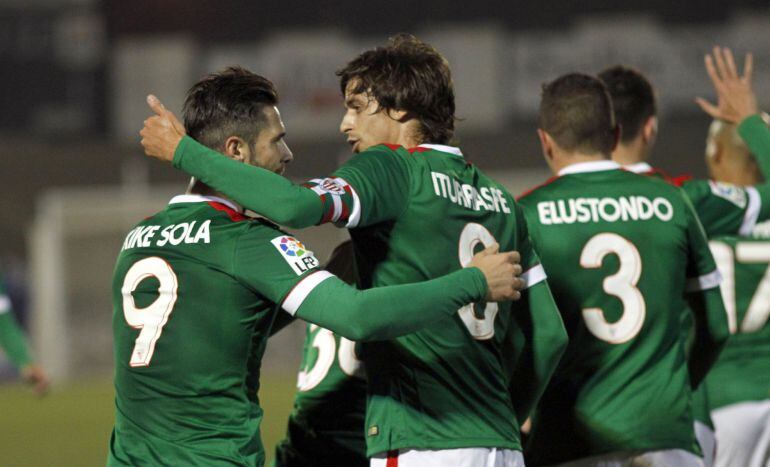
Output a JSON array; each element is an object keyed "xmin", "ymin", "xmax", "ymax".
[
  {"xmin": 170, "ymin": 139, "xmax": 567, "ymax": 456},
  {"xmin": 517, "ymin": 161, "xmax": 728, "ymax": 465}
]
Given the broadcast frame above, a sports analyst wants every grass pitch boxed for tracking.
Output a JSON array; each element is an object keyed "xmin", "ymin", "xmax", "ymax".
[{"xmin": 0, "ymin": 373, "xmax": 296, "ymax": 466}]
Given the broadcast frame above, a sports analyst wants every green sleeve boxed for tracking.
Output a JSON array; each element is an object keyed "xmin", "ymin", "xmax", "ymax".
[
  {"xmin": 293, "ymin": 267, "xmax": 487, "ymax": 342},
  {"xmin": 686, "ymin": 287, "xmax": 729, "ymax": 388},
  {"xmin": 505, "ymin": 206, "xmax": 568, "ymax": 422},
  {"xmin": 738, "ymin": 114, "xmax": 770, "ymax": 177},
  {"xmin": 682, "ymin": 180, "xmax": 762, "ymax": 237},
  {"xmin": 173, "ymin": 136, "xmax": 323, "ymax": 227},
  {"xmin": 332, "ymin": 145, "xmax": 411, "ymax": 227},
  {"xmin": 683, "ymin": 197, "xmax": 730, "ymax": 388},
  {"xmin": 507, "ymin": 281, "xmax": 567, "ymax": 423},
  {"xmin": 738, "ymin": 114, "xmax": 770, "ymax": 225},
  {"xmin": 0, "ymin": 311, "xmax": 33, "ymax": 370},
  {"xmin": 232, "ymin": 225, "xmax": 325, "ymax": 304}
]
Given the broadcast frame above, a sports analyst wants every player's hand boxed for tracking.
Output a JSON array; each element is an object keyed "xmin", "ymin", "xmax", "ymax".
[
  {"xmin": 140, "ymin": 94, "xmax": 186, "ymax": 163},
  {"xmin": 695, "ymin": 46, "xmax": 758, "ymax": 124},
  {"xmin": 468, "ymin": 243, "xmax": 524, "ymax": 302},
  {"xmin": 21, "ymin": 364, "xmax": 50, "ymax": 397}
]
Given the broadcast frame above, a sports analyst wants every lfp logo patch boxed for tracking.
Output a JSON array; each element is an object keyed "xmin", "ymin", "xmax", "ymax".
[
  {"xmin": 271, "ymin": 236, "xmax": 319, "ymax": 275},
  {"xmin": 709, "ymin": 181, "xmax": 747, "ymax": 208}
]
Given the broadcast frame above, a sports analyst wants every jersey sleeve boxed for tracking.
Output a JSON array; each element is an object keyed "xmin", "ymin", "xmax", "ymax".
[
  {"xmin": 681, "ymin": 179, "xmax": 762, "ymax": 238},
  {"xmin": 328, "ymin": 145, "xmax": 411, "ymax": 228},
  {"xmin": 683, "ymin": 192, "xmax": 722, "ymax": 291},
  {"xmin": 0, "ymin": 284, "xmax": 33, "ymax": 369},
  {"xmin": 514, "ymin": 202, "xmax": 547, "ymax": 289},
  {"xmin": 681, "ymin": 193, "xmax": 730, "ymax": 387},
  {"xmin": 505, "ymin": 202, "xmax": 567, "ymax": 422},
  {"xmin": 173, "ymin": 136, "xmax": 324, "ymax": 228},
  {"xmin": 738, "ymin": 114, "xmax": 770, "ymax": 178},
  {"xmin": 292, "ymin": 267, "xmax": 487, "ymax": 341},
  {"xmin": 231, "ymin": 225, "xmax": 323, "ymax": 306}
]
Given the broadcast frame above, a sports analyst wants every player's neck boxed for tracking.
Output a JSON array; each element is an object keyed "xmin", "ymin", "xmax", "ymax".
[
  {"xmin": 611, "ymin": 139, "xmax": 647, "ymax": 166},
  {"xmin": 552, "ymin": 153, "xmax": 608, "ymax": 174},
  {"xmin": 186, "ymin": 178, "xmax": 243, "ymax": 212}
]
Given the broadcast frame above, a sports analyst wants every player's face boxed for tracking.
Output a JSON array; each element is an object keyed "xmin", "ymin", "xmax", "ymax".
[
  {"xmin": 248, "ymin": 106, "xmax": 293, "ymax": 174},
  {"xmin": 339, "ymin": 82, "xmax": 403, "ymax": 153}
]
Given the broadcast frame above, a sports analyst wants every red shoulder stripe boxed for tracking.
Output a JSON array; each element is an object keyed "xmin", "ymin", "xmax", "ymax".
[
  {"xmin": 382, "ymin": 143, "xmax": 402, "ymax": 151},
  {"xmin": 669, "ymin": 174, "xmax": 693, "ymax": 187},
  {"xmin": 407, "ymin": 146, "xmax": 431, "ymax": 154},
  {"xmin": 517, "ymin": 176, "xmax": 559, "ymax": 201},
  {"xmin": 207, "ymin": 202, "xmax": 248, "ymax": 222}
]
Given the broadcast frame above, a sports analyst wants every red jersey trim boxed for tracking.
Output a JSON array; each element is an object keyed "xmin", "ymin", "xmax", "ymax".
[
  {"xmin": 517, "ymin": 176, "xmax": 560, "ymax": 201},
  {"xmin": 207, "ymin": 202, "xmax": 248, "ymax": 222}
]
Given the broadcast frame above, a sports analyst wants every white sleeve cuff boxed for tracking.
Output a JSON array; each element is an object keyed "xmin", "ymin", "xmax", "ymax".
[
  {"xmin": 282, "ymin": 271, "xmax": 335, "ymax": 316},
  {"xmin": 521, "ymin": 264, "xmax": 547, "ymax": 289},
  {"xmin": 740, "ymin": 186, "xmax": 761, "ymax": 236},
  {"xmin": 686, "ymin": 269, "xmax": 723, "ymax": 292}
]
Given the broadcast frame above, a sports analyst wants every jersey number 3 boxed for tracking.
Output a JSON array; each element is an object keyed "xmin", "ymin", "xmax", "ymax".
[
  {"xmin": 121, "ymin": 257, "xmax": 179, "ymax": 367},
  {"xmin": 580, "ymin": 233, "xmax": 646, "ymax": 344}
]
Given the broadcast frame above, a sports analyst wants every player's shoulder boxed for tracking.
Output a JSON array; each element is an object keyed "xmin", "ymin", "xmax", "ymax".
[
  {"xmin": 517, "ymin": 175, "xmax": 563, "ymax": 203},
  {"xmin": 682, "ymin": 178, "xmax": 751, "ymax": 209}
]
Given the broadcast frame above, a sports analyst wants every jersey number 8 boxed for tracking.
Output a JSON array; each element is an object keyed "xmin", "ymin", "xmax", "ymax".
[{"xmin": 458, "ymin": 223, "xmax": 499, "ymax": 340}]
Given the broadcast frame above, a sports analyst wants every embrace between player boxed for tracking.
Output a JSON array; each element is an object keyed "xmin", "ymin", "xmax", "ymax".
[{"xmin": 122, "ymin": 35, "xmax": 770, "ymax": 467}]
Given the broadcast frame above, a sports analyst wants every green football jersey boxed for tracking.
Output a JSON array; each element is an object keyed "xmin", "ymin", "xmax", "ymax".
[
  {"xmin": 517, "ymin": 160, "xmax": 725, "ymax": 465},
  {"xmin": 705, "ymin": 220, "xmax": 770, "ymax": 409},
  {"xmin": 309, "ymin": 143, "xmax": 552, "ymax": 455},
  {"xmin": 0, "ymin": 276, "xmax": 33, "ymax": 369},
  {"xmin": 273, "ymin": 325, "xmax": 367, "ymax": 467},
  {"xmin": 109, "ymin": 194, "xmax": 323, "ymax": 467},
  {"xmin": 170, "ymin": 138, "xmax": 566, "ymax": 457}
]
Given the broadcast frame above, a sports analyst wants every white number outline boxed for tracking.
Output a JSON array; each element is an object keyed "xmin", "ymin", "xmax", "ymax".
[
  {"xmin": 297, "ymin": 324, "xmax": 364, "ymax": 392},
  {"xmin": 580, "ymin": 233, "xmax": 646, "ymax": 344},
  {"xmin": 457, "ymin": 223, "xmax": 499, "ymax": 340},
  {"xmin": 710, "ymin": 240, "xmax": 770, "ymax": 334},
  {"xmin": 121, "ymin": 257, "xmax": 179, "ymax": 367}
]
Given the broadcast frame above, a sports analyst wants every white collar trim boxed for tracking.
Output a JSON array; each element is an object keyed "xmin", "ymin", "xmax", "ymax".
[
  {"xmin": 169, "ymin": 194, "xmax": 240, "ymax": 212},
  {"xmin": 623, "ymin": 162, "xmax": 654, "ymax": 174},
  {"xmin": 418, "ymin": 144, "xmax": 464, "ymax": 157},
  {"xmin": 558, "ymin": 160, "xmax": 621, "ymax": 176}
]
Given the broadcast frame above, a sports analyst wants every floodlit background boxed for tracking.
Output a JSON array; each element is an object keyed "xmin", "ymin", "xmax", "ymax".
[{"xmin": 2, "ymin": 0, "xmax": 770, "ymax": 464}]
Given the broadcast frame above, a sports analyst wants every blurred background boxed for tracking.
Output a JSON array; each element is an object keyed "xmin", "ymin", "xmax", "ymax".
[{"xmin": 2, "ymin": 0, "xmax": 770, "ymax": 464}]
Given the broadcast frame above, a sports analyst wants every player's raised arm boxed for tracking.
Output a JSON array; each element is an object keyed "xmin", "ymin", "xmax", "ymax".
[
  {"xmin": 140, "ymin": 96, "xmax": 410, "ymax": 229},
  {"xmin": 141, "ymin": 95, "xmax": 323, "ymax": 228},
  {"xmin": 504, "ymin": 205, "xmax": 567, "ymax": 423},
  {"xmin": 682, "ymin": 196, "xmax": 731, "ymax": 387}
]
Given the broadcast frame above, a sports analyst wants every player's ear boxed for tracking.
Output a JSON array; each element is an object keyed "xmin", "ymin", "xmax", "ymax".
[
  {"xmin": 537, "ymin": 129, "xmax": 553, "ymax": 160},
  {"xmin": 223, "ymin": 136, "xmax": 247, "ymax": 162},
  {"xmin": 387, "ymin": 108, "xmax": 409, "ymax": 122},
  {"xmin": 643, "ymin": 116, "xmax": 658, "ymax": 144},
  {"xmin": 611, "ymin": 124, "xmax": 621, "ymax": 152}
]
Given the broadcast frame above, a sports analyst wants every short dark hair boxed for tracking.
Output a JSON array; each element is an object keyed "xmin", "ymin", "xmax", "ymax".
[
  {"xmin": 598, "ymin": 65, "xmax": 656, "ymax": 144},
  {"xmin": 183, "ymin": 66, "xmax": 278, "ymax": 150},
  {"xmin": 336, "ymin": 33, "xmax": 455, "ymax": 145},
  {"xmin": 539, "ymin": 73, "xmax": 616, "ymax": 155}
]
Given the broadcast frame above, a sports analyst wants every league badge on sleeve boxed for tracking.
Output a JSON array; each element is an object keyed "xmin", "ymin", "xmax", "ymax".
[
  {"xmin": 271, "ymin": 236, "xmax": 320, "ymax": 275},
  {"xmin": 709, "ymin": 181, "xmax": 747, "ymax": 208}
]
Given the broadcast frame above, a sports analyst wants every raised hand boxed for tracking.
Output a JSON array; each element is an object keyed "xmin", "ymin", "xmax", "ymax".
[
  {"xmin": 139, "ymin": 95, "xmax": 187, "ymax": 163},
  {"xmin": 695, "ymin": 46, "xmax": 758, "ymax": 124},
  {"xmin": 469, "ymin": 243, "xmax": 524, "ymax": 302}
]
